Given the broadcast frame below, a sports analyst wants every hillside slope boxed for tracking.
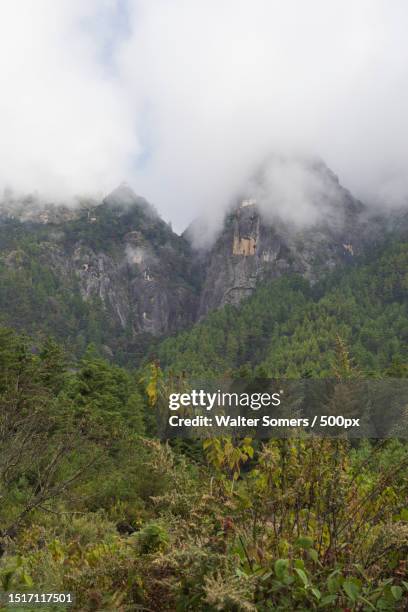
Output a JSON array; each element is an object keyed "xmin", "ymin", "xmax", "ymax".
[
  {"xmin": 0, "ymin": 185, "xmax": 198, "ymax": 361},
  {"xmin": 157, "ymin": 238, "xmax": 408, "ymax": 377},
  {"xmin": 0, "ymin": 162, "xmax": 407, "ymax": 364}
]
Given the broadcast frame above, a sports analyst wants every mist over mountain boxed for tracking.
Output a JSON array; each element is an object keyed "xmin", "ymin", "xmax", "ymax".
[
  {"xmin": 0, "ymin": 159, "xmax": 406, "ymax": 365},
  {"xmin": 1, "ymin": 1, "xmax": 407, "ymax": 359},
  {"xmin": 185, "ymin": 156, "xmax": 368, "ymax": 250},
  {"xmin": 2, "ymin": 5, "xmax": 408, "ymax": 607},
  {"xmin": 1, "ymin": 1, "xmax": 408, "ymax": 231}
]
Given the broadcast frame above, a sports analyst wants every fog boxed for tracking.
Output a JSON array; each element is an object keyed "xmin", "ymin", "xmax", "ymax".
[{"xmin": 1, "ymin": 1, "xmax": 408, "ymax": 234}]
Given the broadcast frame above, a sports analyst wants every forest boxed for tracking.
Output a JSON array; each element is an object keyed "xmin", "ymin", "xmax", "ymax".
[
  {"xmin": 0, "ymin": 236, "xmax": 407, "ymax": 610},
  {"xmin": 157, "ymin": 238, "xmax": 408, "ymax": 378}
]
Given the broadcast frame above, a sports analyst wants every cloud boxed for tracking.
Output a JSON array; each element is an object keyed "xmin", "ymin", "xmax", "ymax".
[
  {"xmin": 248, "ymin": 156, "xmax": 348, "ymax": 226},
  {"xmin": 0, "ymin": 1, "xmax": 137, "ymax": 200},
  {"xmin": 186, "ymin": 155, "xmax": 354, "ymax": 249},
  {"xmin": 1, "ymin": 1, "xmax": 408, "ymax": 231},
  {"xmin": 125, "ymin": 244, "xmax": 145, "ymax": 265}
]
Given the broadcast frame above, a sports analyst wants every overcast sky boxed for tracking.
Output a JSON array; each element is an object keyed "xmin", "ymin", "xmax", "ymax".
[{"xmin": 0, "ymin": 0, "xmax": 407, "ymax": 231}]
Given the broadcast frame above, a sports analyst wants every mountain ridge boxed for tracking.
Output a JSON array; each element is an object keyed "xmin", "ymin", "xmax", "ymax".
[{"xmin": 0, "ymin": 162, "xmax": 407, "ymax": 363}]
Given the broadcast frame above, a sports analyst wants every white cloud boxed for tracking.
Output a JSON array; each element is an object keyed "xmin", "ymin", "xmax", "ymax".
[
  {"xmin": 1, "ymin": 1, "xmax": 408, "ymax": 230},
  {"xmin": 0, "ymin": 1, "xmax": 137, "ymax": 200}
]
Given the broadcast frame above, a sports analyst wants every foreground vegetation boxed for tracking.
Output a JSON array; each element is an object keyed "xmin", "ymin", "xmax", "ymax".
[
  {"xmin": 0, "ymin": 326, "xmax": 407, "ymax": 610},
  {"xmin": 0, "ymin": 237, "xmax": 407, "ymax": 609}
]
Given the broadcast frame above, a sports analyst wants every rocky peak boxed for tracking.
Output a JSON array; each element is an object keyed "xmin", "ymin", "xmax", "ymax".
[
  {"xmin": 0, "ymin": 167, "xmax": 405, "ymax": 358},
  {"xmin": 0, "ymin": 187, "xmax": 199, "ymax": 341},
  {"xmin": 103, "ymin": 183, "xmax": 159, "ymax": 219},
  {"xmin": 189, "ymin": 158, "xmax": 383, "ymax": 317}
]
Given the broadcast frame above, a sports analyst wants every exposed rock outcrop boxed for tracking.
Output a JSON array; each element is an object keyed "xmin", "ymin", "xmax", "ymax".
[
  {"xmin": 0, "ymin": 185, "xmax": 198, "ymax": 339},
  {"xmin": 188, "ymin": 159, "xmax": 401, "ymax": 318},
  {"xmin": 1, "ymin": 162, "xmax": 406, "ymax": 356}
]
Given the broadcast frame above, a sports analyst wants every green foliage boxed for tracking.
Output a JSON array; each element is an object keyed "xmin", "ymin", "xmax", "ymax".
[
  {"xmin": 0, "ymin": 375, "xmax": 407, "ymax": 610},
  {"xmin": 203, "ymin": 437, "xmax": 254, "ymax": 489},
  {"xmin": 0, "ymin": 235, "xmax": 407, "ymax": 609},
  {"xmin": 0, "ymin": 203, "xmax": 198, "ymax": 366},
  {"xmin": 133, "ymin": 522, "xmax": 169, "ymax": 554},
  {"xmin": 67, "ymin": 346, "xmax": 145, "ymax": 434},
  {"xmin": 158, "ymin": 241, "xmax": 408, "ymax": 378}
]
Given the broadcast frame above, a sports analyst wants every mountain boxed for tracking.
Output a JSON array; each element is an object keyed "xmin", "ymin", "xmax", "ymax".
[
  {"xmin": 186, "ymin": 159, "xmax": 395, "ymax": 317},
  {"xmin": 0, "ymin": 162, "xmax": 406, "ymax": 364},
  {"xmin": 0, "ymin": 184, "xmax": 198, "ymax": 361},
  {"xmin": 157, "ymin": 237, "xmax": 408, "ymax": 377}
]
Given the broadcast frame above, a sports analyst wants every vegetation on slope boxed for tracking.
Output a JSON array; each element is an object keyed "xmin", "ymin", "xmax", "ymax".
[
  {"xmin": 157, "ymin": 240, "xmax": 408, "ymax": 378},
  {"xmin": 0, "ymin": 325, "xmax": 407, "ymax": 610},
  {"xmin": 0, "ymin": 236, "xmax": 407, "ymax": 610}
]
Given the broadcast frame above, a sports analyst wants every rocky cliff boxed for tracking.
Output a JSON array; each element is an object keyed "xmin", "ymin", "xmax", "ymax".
[
  {"xmin": 0, "ymin": 185, "xmax": 198, "ymax": 352},
  {"xmin": 0, "ymin": 162, "xmax": 405, "ymax": 361},
  {"xmin": 188, "ymin": 159, "xmax": 400, "ymax": 318}
]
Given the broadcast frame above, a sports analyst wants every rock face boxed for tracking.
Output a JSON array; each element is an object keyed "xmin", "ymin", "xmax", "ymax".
[
  {"xmin": 195, "ymin": 201, "xmax": 362, "ymax": 317},
  {"xmin": 188, "ymin": 159, "xmax": 396, "ymax": 318},
  {"xmin": 0, "ymin": 184, "xmax": 198, "ymax": 338},
  {"xmin": 0, "ymin": 162, "xmax": 406, "ymax": 356}
]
